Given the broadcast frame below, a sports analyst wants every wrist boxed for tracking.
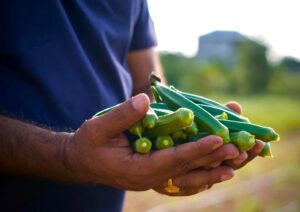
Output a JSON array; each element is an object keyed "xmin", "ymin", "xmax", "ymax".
[
  {"xmin": 55, "ymin": 131, "xmax": 81, "ymax": 182},
  {"xmin": 60, "ymin": 131, "xmax": 95, "ymax": 184}
]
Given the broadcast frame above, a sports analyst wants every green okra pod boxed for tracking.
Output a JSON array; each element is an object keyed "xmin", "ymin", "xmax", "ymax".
[
  {"xmin": 134, "ymin": 137, "xmax": 152, "ymax": 154},
  {"xmin": 259, "ymin": 142, "xmax": 273, "ymax": 158},
  {"xmin": 151, "ymin": 86, "xmax": 163, "ymax": 103},
  {"xmin": 220, "ymin": 120, "xmax": 280, "ymax": 142},
  {"xmin": 155, "ymin": 135, "xmax": 174, "ymax": 149},
  {"xmin": 151, "ymin": 76, "xmax": 230, "ymax": 143},
  {"xmin": 184, "ymin": 121, "xmax": 199, "ymax": 136},
  {"xmin": 171, "ymin": 130, "xmax": 188, "ymax": 142},
  {"xmin": 152, "ymin": 108, "xmax": 172, "ymax": 116},
  {"xmin": 229, "ymin": 131, "xmax": 256, "ymax": 151},
  {"xmin": 142, "ymin": 108, "xmax": 158, "ymax": 129},
  {"xmin": 93, "ymin": 104, "xmax": 120, "ymax": 117},
  {"xmin": 170, "ymin": 86, "xmax": 235, "ymax": 113},
  {"xmin": 143, "ymin": 107, "xmax": 194, "ymax": 137},
  {"xmin": 150, "ymin": 102, "xmax": 170, "ymax": 110},
  {"xmin": 199, "ymin": 104, "xmax": 249, "ymax": 123},
  {"xmin": 215, "ymin": 112, "xmax": 228, "ymax": 120}
]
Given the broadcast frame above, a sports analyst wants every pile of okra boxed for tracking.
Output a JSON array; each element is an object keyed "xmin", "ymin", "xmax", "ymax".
[{"xmin": 95, "ymin": 75, "xmax": 280, "ymax": 157}]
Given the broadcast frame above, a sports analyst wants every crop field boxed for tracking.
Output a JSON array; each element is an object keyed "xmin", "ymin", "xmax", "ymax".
[{"xmin": 123, "ymin": 95, "xmax": 300, "ymax": 212}]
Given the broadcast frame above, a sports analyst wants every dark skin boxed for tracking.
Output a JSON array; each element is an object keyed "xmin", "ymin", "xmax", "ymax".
[
  {"xmin": 0, "ymin": 48, "xmax": 264, "ymax": 197},
  {"xmin": 224, "ymin": 102, "xmax": 265, "ymax": 169},
  {"xmin": 0, "ymin": 94, "xmax": 264, "ymax": 197},
  {"xmin": 55, "ymin": 94, "xmax": 242, "ymax": 191},
  {"xmin": 127, "ymin": 48, "xmax": 263, "ymax": 196},
  {"xmin": 153, "ymin": 101, "xmax": 265, "ymax": 196}
]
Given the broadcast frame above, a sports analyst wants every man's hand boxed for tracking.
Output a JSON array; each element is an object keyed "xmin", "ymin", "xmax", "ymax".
[
  {"xmin": 156, "ymin": 101, "xmax": 265, "ymax": 196},
  {"xmin": 223, "ymin": 101, "xmax": 265, "ymax": 169},
  {"xmin": 65, "ymin": 94, "xmax": 240, "ymax": 193}
]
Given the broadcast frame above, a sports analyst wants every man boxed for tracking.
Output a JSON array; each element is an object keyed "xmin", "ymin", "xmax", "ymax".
[{"xmin": 0, "ymin": 0, "xmax": 264, "ymax": 211}]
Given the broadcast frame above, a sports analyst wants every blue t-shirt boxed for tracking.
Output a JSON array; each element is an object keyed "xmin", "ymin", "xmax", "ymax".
[{"xmin": 0, "ymin": 0, "xmax": 156, "ymax": 211}]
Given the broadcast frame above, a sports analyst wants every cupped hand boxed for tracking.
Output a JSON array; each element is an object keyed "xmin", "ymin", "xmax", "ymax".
[
  {"xmin": 223, "ymin": 101, "xmax": 264, "ymax": 169},
  {"xmin": 64, "ymin": 94, "xmax": 239, "ymax": 194}
]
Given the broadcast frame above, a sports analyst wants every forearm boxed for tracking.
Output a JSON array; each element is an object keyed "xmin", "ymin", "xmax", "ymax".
[
  {"xmin": 0, "ymin": 115, "xmax": 73, "ymax": 181},
  {"xmin": 138, "ymin": 63, "xmax": 166, "ymax": 101},
  {"xmin": 127, "ymin": 47, "xmax": 166, "ymax": 101}
]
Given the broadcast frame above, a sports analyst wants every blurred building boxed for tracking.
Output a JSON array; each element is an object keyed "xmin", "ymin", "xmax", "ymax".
[{"xmin": 196, "ymin": 30, "xmax": 248, "ymax": 66}]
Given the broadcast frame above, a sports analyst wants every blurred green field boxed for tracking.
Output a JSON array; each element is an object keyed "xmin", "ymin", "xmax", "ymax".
[
  {"xmin": 123, "ymin": 95, "xmax": 300, "ymax": 212},
  {"xmin": 203, "ymin": 94, "xmax": 300, "ymax": 134}
]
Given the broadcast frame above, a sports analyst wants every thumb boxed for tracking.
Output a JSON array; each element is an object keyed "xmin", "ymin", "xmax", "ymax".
[{"xmin": 89, "ymin": 93, "xmax": 150, "ymax": 138}]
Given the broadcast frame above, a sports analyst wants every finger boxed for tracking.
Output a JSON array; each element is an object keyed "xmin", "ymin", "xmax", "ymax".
[
  {"xmin": 156, "ymin": 166, "xmax": 234, "ymax": 196},
  {"xmin": 208, "ymin": 161, "xmax": 222, "ymax": 169},
  {"xmin": 191, "ymin": 144, "xmax": 240, "ymax": 169},
  {"xmin": 244, "ymin": 140, "xmax": 265, "ymax": 162},
  {"xmin": 161, "ymin": 185, "xmax": 209, "ymax": 197},
  {"xmin": 225, "ymin": 101, "xmax": 242, "ymax": 114},
  {"xmin": 224, "ymin": 151, "xmax": 248, "ymax": 169},
  {"xmin": 86, "ymin": 93, "xmax": 150, "ymax": 138},
  {"xmin": 174, "ymin": 166, "xmax": 234, "ymax": 188},
  {"xmin": 144, "ymin": 135, "xmax": 224, "ymax": 177},
  {"xmin": 227, "ymin": 140, "xmax": 264, "ymax": 169}
]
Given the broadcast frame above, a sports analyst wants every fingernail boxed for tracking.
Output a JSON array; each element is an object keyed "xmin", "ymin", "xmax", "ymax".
[
  {"xmin": 233, "ymin": 158, "xmax": 246, "ymax": 166},
  {"xmin": 225, "ymin": 152, "xmax": 239, "ymax": 160},
  {"xmin": 132, "ymin": 94, "xmax": 149, "ymax": 113},
  {"xmin": 212, "ymin": 141, "xmax": 222, "ymax": 150},
  {"xmin": 211, "ymin": 161, "xmax": 220, "ymax": 168},
  {"xmin": 221, "ymin": 173, "xmax": 233, "ymax": 181}
]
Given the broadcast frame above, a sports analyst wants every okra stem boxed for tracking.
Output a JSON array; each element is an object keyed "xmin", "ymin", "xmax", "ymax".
[
  {"xmin": 151, "ymin": 86, "xmax": 163, "ymax": 102},
  {"xmin": 129, "ymin": 121, "xmax": 144, "ymax": 138},
  {"xmin": 215, "ymin": 112, "xmax": 228, "ymax": 120}
]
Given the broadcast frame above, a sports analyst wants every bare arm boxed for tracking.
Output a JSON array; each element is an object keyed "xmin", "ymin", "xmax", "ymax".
[
  {"xmin": 127, "ymin": 47, "xmax": 166, "ymax": 100},
  {"xmin": 0, "ymin": 47, "xmax": 242, "ymax": 194},
  {"xmin": 0, "ymin": 115, "xmax": 73, "ymax": 181},
  {"xmin": 0, "ymin": 47, "xmax": 165, "ymax": 180},
  {"xmin": 0, "ymin": 95, "xmax": 238, "ymax": 194}
]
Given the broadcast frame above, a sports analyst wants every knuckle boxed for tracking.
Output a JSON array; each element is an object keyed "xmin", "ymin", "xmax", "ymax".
[{"xmin": 216, "ymin": 144, "xmax": 239, "ymax": 160}]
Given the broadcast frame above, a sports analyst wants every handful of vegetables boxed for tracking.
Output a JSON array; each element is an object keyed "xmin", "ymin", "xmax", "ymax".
[{"xmin": 95, "ymin": 75, "xmax": 279, "ymax": 157}]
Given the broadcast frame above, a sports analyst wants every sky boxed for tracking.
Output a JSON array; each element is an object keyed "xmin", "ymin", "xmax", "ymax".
[{"xmin": 148, "ymin": 0, "xmax": 300, "ymax": 62}]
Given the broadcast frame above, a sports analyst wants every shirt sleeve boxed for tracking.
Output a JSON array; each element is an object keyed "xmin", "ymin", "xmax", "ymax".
[{"xmin": 129, "ymin": 0, "xmax": 157, "ymax": 51}]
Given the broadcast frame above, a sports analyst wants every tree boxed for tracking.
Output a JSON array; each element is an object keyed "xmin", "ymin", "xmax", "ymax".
[
  {"xmin": 236, "ymin": 40, "xmax": 272, "ymax": 94},
  {"xmin": 279, "ymin": 57, "xmax": 300, "ymax": 72}
]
